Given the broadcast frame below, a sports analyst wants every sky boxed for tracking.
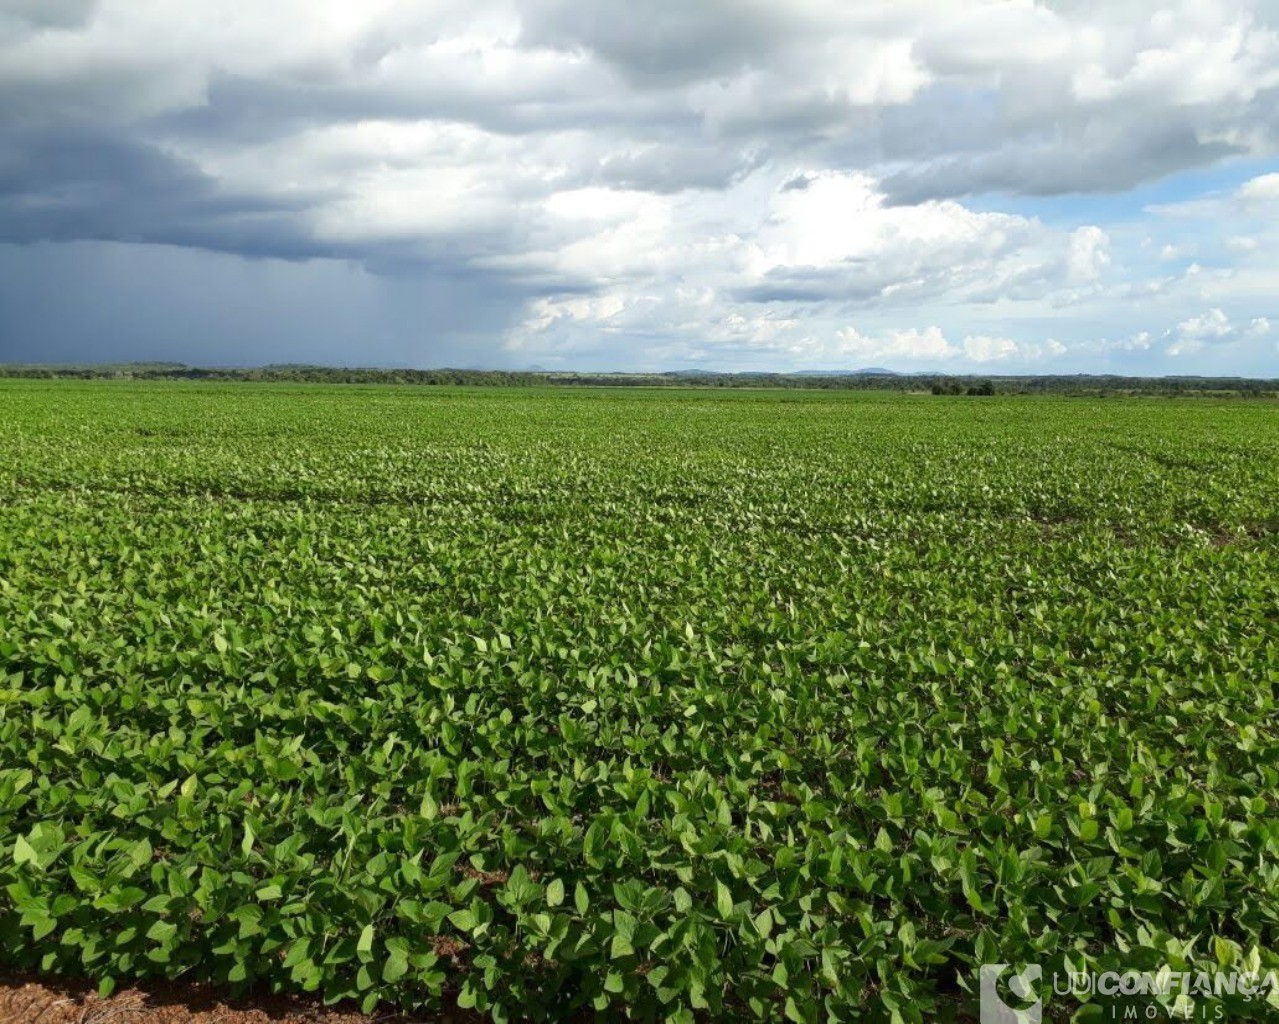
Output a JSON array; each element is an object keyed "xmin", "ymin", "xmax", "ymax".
[{"xmin": 1, "ymin": 1, "xmax": 1278, "ymax": 374}]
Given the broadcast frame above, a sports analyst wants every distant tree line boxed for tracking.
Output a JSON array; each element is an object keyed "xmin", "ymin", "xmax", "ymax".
[
  {"xmin": 931, "ymin": 381, "xmax": 995, "ymax": 396},
  {"xmin": 2, "ymin": 363, "xmax": 1277, "ymax": 397}
]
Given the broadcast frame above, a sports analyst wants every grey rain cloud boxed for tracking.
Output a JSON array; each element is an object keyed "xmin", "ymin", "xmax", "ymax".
[
  {"xmin": 879, "ymin": 111, "xmax": 1251, "ymax": 205},
  {"xmin": 518, "ymin": 0, "xmax": 791, "ymax": 84},
  {"xmin": 0, "ymin": 127, "xmax": 331, "ymax": 260}
]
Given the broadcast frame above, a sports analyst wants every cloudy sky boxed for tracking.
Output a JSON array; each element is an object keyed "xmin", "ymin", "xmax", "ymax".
[{"xmin": 2, "ymin": 0, "xmax": 1278, "ymax": 374}]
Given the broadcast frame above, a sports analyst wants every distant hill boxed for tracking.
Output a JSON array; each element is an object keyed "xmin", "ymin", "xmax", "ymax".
[{"xmin": 793, "ymin": 367, "xmax": 899, "ymax": 376}]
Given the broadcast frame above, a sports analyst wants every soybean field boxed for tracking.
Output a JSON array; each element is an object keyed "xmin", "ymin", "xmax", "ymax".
[{"xmin": 2, "ymin": 380, "xmax": 1278, "ymax": 1021}]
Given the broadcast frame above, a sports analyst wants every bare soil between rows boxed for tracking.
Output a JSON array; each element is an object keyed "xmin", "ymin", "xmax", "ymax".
[{"xmin": 0, "ymin": 972, "xmax": 468, "ymax": 1024}]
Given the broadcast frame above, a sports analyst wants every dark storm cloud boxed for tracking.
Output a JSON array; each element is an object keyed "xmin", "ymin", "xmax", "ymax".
[
  {"xmin": 0, "ymin": 240, "xmax": 533, "ymax": 367},
  {"xmin": 0, "ymin": 124, "xmax": 587, "ymax": 278},
  {"xmin": 0, "ymin": 126, "xmax": 333, "ymax": 260}
]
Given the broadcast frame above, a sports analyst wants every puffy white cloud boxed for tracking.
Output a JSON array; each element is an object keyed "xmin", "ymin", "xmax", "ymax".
[
  {"xmin": 960, "ymin": 335, "xmax": 1019, "ymax": 363},
  {"xmin": 1118, "ymin": 331, "xmax": 1154, "ymax": 352},
  {"xmin": 1238, "ymin": 172, "xmax": 1279, "ymax": 200},
  {"xmin": 1176, "ymin": 308, "xmax": 1234, "ymax": 342},
  {"xmin": 1166, "ymin": 308, "xmax": 1272, "ymax": 355},
  {"xmin": 500, "ymin": 171, "xmax": 1113, "ymax": 364},
  {"xmin": 834, "ymin": 326, "xmax": 957, "ymax": 363},
  {"xmin": 735, "ymin": 172, "xmax": 1068, "ymax": 304},
  {"xmin": 1065, "ymin": 226, "xmax": 1111, "ymax": 282},
  {"xmin": 1068, "ymin": 7, "xmax": 1278, "ymax": 107},
  {"xmin": 794, "ymin": 328, "xmax": 1064, "ymax": 367}
]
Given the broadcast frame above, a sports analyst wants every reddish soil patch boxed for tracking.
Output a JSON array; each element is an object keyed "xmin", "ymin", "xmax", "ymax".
[
  {"xmin": 457, "ymin": 865, "xmax": 508, "ymax": 888},
  {"xmin": 0, "ymin": 973, "xmax": 466, "ymax": 1024}
]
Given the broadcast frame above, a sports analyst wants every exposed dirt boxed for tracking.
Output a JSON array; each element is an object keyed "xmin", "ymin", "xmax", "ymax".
[{"xmin": 0, "ymin": 973, "xmax": 465, "ymax": 1024}]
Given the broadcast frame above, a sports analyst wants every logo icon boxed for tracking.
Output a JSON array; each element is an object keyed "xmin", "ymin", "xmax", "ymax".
[{"xmin": 980, "ymin": 963, "xmax": 1043, "ymax": 1023}]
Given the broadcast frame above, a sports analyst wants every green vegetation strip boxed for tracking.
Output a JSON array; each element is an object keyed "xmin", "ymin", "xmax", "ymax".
[{"xmin": 1, "ymin": 382, "xmax": 1277, "ymax": 1021}]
